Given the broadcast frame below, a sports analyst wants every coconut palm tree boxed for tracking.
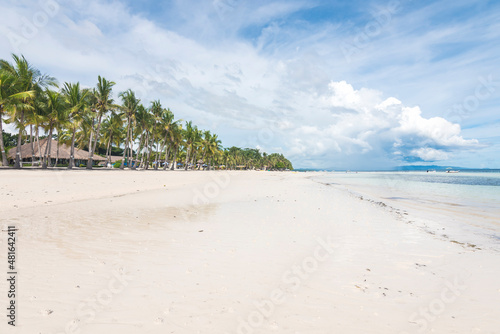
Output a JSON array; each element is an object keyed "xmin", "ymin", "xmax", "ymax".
[
  {"xmin": 0, "ymin": 71, "xmax": 35, "ymax": 166},
  {"xmin": 62, "ymin": 82, "xmax": 90, "ymax": 169},
  {"xmin": 101, "ymin": 112, "xmax": 123, "ymax": 166},
  {"xmin": 159, "ymin": 108, "xmax": 181, "ymax": 170},
  {"xmin": 87, "ymin": 76, "xmax": 115, "ymax": 169},
  {"xmin": 0, "ymin": 54, "xmax": 57, "ymax": 168},
  {"xmin": 169, "ymin": 122, "xmax": 183, "ymax": 170},
  {"xmin": 25, "ymin": 100, "xmax": 46, "ymax": 165},
  {"xmin": 118, "ymin": 89, "xmax": 139, "ymax": 169},
  {"xmin": 183, "ymin": 121, "xmax": 196, "ymax": 170},
  {"xmin": 208, "ymin": 133, "xmax": 222, "ymax": 170},
  {"xmin": 41, "ymin": 89, "xmax": 66, "ymax": 168},
  {"xmin": 147, "ymin": 100, "xmax": 163, "ymax": 170},
  {"xmin": 133, "ymin": 104, "xmax": 150, "ymax": 169}
]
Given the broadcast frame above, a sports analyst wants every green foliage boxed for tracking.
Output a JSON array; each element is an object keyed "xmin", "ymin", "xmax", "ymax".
[
  {"xmin": 113, "ymin": 160, "xmax": 122, "ymax": 168},
  {"xmin": 2, "ymin": 131, "xmax": 16, "ymax": 149}
]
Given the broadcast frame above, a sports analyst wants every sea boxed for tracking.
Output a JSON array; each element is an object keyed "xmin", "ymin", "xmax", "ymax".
[{"xmin": 310, "ymin": 169, "xmax": 500, "ymax": 248}]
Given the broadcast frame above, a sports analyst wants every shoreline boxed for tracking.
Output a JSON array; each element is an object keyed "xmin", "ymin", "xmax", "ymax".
[
  {"xmin": 308, "ymin": 172, "xmax": 500, "ymax": 252},
  {"xmin": 0, "ymin": 170, "xmax": 499, "ymax": 333}
]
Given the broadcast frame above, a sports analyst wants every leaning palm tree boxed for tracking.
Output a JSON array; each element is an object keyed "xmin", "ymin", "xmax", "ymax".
[
  {"xmin": 0, "ymin": 70, "xmax": 35, "ymax": 166},
  {"xmin": 118, "ymin": 89, "xmax": 139, "ymax": 169},
  {"xmin": 0, "ymin": 54, "xmax": 57, "ymax": 168},
  {"xmin": 87, "ymin": 76, "xmax": 115, "ymax": 169}
]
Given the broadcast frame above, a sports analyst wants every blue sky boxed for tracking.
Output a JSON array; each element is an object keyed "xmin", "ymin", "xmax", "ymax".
[{"xmin": 0, "ymin": 0, "xmax": 499, "ymax": 169}]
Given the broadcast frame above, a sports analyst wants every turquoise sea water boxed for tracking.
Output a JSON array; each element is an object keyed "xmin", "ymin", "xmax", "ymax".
[
  {"xmin": 314, "ymin": 170, "xmax": 500, "ymax": 240},
  {"xmin": 316, "ymin": 170, "xmax": 500, "ymax": 204}
]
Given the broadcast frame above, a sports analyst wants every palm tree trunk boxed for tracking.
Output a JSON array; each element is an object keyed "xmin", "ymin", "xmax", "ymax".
[
  {"xmin": 128, "ymin": 123, "xmax": 134, "ymax": 169},
  {"xmin": 154, "ymin": 138, "xmax": 160, "ymax": 170},
  {"xmin": 0, "ymin": 114, "xmax": 8, "ymax": 166},
  {"xmin": 184, "ymin": 147, "xmax": 190, "ymax": 170},
  {"xmin": 86, "ymin": 116, "xmax": 95, "ymax": 170},
  {"xmin": 36, "ymin": 127, "xmax": 42, "ymax": 163},
  {"xmin": 120, "ymin": 116, "xmax": 130, "ymax": 170},
  {"xmin": 68, "ymin": 127, "xmax": 76, "ymax": 169},
  {"xmin": 140, "ymin": 133, "xmax": 148, "ymax": 169},
  {"xmin": 163, "ymin": 146, "xmax": 170, "ymax": 170},
  {"xmin": 106, "ymin": 132, "xmax": 112, "ymax": 167},
  {"xmin": 145, "ymin": 134, "xmax": 153, "ymax": 170},
  {"xmin": 42, "ymin": 126, "xmax": 53, "ymax": 169},
  {"xmin": 132, "ymin": 136, "xmax": 142, "ymax": 170},
  {"xmin": 170, "ymin": 147, "xmax": 177, "ymax": 170},
  {"xmin": 14, "ymin": 110, "xmax": 24, "ymax": 169},
  {"xmin": 54, "ymin": 138, "xmax": 60, "ymax": 167},
  {"xmin": 92, "ymin": 112, "xmax": 103, "ymax": 155},
  {"xmin": 30, "ymin": 125, "xmax": 35, "ymax": 165},
  {"xmin": 47, "ymin": 129, "xmax": 53, "ymax": 168}
]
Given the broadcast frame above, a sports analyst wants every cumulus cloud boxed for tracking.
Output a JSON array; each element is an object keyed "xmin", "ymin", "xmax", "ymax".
[{"xmin": 286, "ymin": 81, "xmax": 481, "ymax": 167}]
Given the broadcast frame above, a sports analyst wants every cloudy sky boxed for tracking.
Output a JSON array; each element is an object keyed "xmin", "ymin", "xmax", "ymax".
[{"xmin": 1, "ymin": 0, "xmax": 499, "ymax": 169}]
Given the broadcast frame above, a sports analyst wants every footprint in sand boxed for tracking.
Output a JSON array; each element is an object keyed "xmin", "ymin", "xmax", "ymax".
[{"xmin": 41, "ymin": 309, "xmax": 53, "ymax": 316}]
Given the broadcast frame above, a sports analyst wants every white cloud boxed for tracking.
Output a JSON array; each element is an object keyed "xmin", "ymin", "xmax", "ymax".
[
  {"xmin": 286, "ymin": 81, "xmax": 481, "ymax": 166},
  {"xmin": 410, "ymin": 148, "xmax": 449, "ymax": 161},
  {"xmin": 396, "ymin": 106, "xmax": 479, "ymax": 148}
]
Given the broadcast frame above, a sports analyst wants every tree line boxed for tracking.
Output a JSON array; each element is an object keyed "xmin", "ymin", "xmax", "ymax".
[{"xmin": 0, "ymin": 54, "xmax": 293, "ymax": 171}]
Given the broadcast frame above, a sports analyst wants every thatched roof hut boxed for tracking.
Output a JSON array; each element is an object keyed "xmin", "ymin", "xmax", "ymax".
[
  {"xmin": 7, "ymin": 138, "xmax": 106, "ymax": 161},
  {"xmin": 107, "ymin": 156, "xmax": 122, "ymax": 163}
]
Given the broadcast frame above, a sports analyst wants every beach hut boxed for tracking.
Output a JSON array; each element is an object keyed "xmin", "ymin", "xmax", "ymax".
[{"xmin": 7, "ymin": 138, "xmax": 106, "ymax": 166}]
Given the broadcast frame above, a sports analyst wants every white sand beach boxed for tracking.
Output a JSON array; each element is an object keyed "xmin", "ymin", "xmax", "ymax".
[{"xmin": 0, "ymin": 170, "xmax": 499, "ymax": 333}]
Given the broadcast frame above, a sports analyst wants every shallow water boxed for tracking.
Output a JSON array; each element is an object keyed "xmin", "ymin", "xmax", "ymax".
[{"xmin": 314, "ymin": 171, "xmax": 500, "ymax": 242}]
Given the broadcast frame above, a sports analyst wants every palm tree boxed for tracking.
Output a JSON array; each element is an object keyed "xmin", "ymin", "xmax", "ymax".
[
  {"xmin": 118, "ymin": 89, "xmax": 139, "ymax": 169},
  {"xmin": 147, "ymin": 100, "xmax": 162, "ymax": 170},
  {"xmin": 87, "ymin": 76, "xmax": 115, "ymax": 169},
  {"xmin": 169, "ymin": 122, "xmax": 183, "ymax": 170},
  {"xmin": 0, "ymin": 54, "xmax": 57, "ymax": 168},
  {"xmin": 101, "ymin": 112, "xmax": 123, "ymax": 166},
  {"xmin": 0, "ymin": 71, "xmax": 35, "ymax": 166},
  {"xmin": 62, "ymin": 82, "xmax": 89, "ymax": 169},
  {"xmin": 25, "ymin": 101, "xmax": 45, "ymax": 165},
  {"xmin": 159, "ymin": 108, "xmax": 180, "ymax": 170},
  {"xmin": 183, "ymin": 121, "xmax": 196, "ymax": 170},
  {"xmin": 41, "ymin": 89, "xmax": 65, "ymax": 168},
  {"xmin": 133, "ymin": 104, "xmax": 150, "ymax": 169},
  {"xmin": 208, "ymin": 133, "xmax": 222, "ymax": 170}
]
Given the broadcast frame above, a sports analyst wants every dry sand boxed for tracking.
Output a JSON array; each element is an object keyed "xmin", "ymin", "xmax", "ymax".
[{"xmin": 0, "ymin": 169, "xmax": 499, "ymax": 333}]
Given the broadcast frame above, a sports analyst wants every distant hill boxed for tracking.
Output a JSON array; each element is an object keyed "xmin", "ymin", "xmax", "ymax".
[{"xmin": 392, "ymin": 165, "xmax": 468, "ymax": 171}]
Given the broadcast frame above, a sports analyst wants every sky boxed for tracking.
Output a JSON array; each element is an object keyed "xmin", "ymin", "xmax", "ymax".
[{"xmin": 0, "ymin": 0, "xmax": 499, "ymax": 169}]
